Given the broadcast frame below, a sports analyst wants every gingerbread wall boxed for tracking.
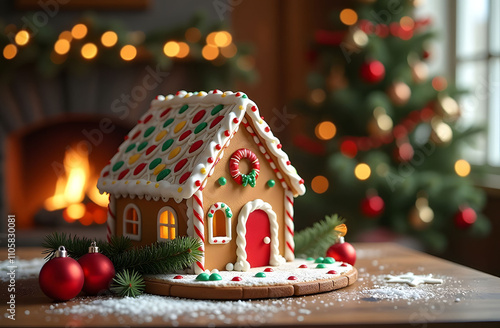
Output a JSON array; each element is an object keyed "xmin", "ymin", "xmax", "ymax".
[
  {"xmin": 202, "ymin": 114, "xmax": 286, "ymax": 271},
  {"xmin": 115, "ymin": 196, "xmax": 189, "ymax": 247}
]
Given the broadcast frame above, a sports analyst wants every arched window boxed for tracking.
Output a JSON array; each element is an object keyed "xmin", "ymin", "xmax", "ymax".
[
  {"xmin": 123, "ymin": 204, "xmax": 141, "ymax": 241},
  {"xmin": 207, "ymin": 202, "xmax": 232, "ymax": 244},
  {"xmin": 158, "ymin": 206, "xmax": 178, "ymax": 241}
]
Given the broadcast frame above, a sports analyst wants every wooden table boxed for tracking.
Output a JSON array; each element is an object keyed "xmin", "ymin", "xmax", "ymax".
[{"xmin": 2, "ymin": 243, "xmax": 500, "ymax": 327}]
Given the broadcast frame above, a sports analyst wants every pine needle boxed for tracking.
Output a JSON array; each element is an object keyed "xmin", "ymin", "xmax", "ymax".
[
  {"xmin": 110, "ymin": 269, "xmax": 145, "ymax": 297},
  {"xmin": 294, "ymin": 214, "xmax": 345, "ymax": 258}
]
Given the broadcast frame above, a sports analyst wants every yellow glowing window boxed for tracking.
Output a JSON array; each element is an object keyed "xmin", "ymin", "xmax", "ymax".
[
  {"xmin": 213, "ymin": 210, "xmax": 226, "ymax": 237},
  {"xmin": 123, "ymin": 204, "xmax": 141, "ymax": 241},
  {"xmin": 207, "ymin": 202, "xmax": 232, "ymax": 244},
  {"xmin": 158, "ymin": 207, "xmax": 177, "ymax": 240}
]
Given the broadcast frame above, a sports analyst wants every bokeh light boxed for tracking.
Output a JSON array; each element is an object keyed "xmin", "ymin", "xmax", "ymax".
[
  {"xmin": 71, "ymin": 24, "xmax": 88, "ymax": 40},
  {"xmin": 354, "ymin": 163, "xmax": 371, "ymax": 180},
  {"xmin": 101, "ymin": 31, "xmax": 118, "ymax": 47},
  {"xmin": 163, "ymin": 41, "xmax": 180, "ymax": 57},
  {"xmin": 432, "ymin": 76, "xmax": 448, "ymax": 91},
  {"xmin": 59, "ymin": 31, "xmax": 73, "ymax": 41},
  {"xmin": 120, "ymin": 45, "xmax": 137, "ymax": 61},
  {"xmin": 14, "ymin": 30, "xmax": 30, "ymax": 46},
  {"xmin": 214, "ymin": 31, "xmax": 232, "ymax": 47},
  {"xmin": 185, "ymin": 27, "xmax": 201, "ymax": 43},
  {"xmin": 176, "ymin": 42, "xmax": 189, "ymax": 58},
  {"xmin": 3, "ymin": 44, "xmax": 17, "ymax": 59},
  {"xmin": 54, "ymin": 39, "xmax": 71, "ymax": 55},
  {"xmin": 202, "ymin": 44, "xmax": 219, "ymax": 60},
  {"xmin": 340, "ymin": 9, "xmax": 358, "ymax": 26},
  {"xmin": 400, "ymin": 16, "xmax": 415, "ymax": 31},
  {"xmin": 311, "ymin": 175, "xmax": 329, "ymax": 194},
  {"xmin": 81, "ymin": 42, "xmax": 98, "ymax": 59},
  {"xmin": 221, "ymin": 43, "xmax": 237, "ymax": 58},
  {"xmin": 455, "ymin": 159, "xmax": 471, "ymax": 177},
  {"xmin": 315, "ymin": 121, "xmax": 337, "ymax": 140},
  {"xmin": 310, "ymin": 88, "xmax": 326, "ymax": 104}
]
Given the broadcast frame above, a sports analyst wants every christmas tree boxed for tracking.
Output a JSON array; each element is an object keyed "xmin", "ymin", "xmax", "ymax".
[{"xmin": 292, "ymin": 0, "xmax": 490, "ymax": 252}]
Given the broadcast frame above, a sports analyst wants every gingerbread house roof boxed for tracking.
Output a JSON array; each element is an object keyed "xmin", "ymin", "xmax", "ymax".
[{"xmin": 97, "ymin": 90, "xmax": 305, "ymax": 202}]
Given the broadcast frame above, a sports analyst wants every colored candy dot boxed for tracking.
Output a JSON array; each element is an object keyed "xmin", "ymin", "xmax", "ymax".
[
  {"xmin": 132, "ymin": 130, "xmax": 141, "ymax": 140},
  {"xmin": 144, "ymin": 126, "xmax": 155, "ymax": 138},
  {"xmin": 251, "ymin": 106, "xmax": 257, "ymax": 112},
  {"xmin": 210, "ymin": 116, "xmax": 224, "ymax": 129},
  {"xmin": 153, "ymin": 164, "xmax": 166, "ymax": 175},
  {"xmin": 179, "ymin": 130, "xmax": 192, "ymax": 141},
  {"xmin": 179, "ymin": 104, "xmax": 189, "ymax": 113},
  {"xmin": 177, "ymin": 187, "xmax": 183, "ymax": 192},
  {"xmin": 194, "ymin": 122, "xmax": 207, "ymax": 134},
  {"xmin": 137, "ymin": 141, "xmax": 148, "ymax": 151},
  {"xmin": 277, "ymin": 144, "xmax": 282, "ymax": 149},
  {"xmin": 173, "ymin": 275, "xmax": 183, "ymax": 279},
  {"xmin": 196, "ymin": 273, "xmax": 210, "ymax": 281},
  {"xmin": 299, "ymin": 264, "xmax": 308, "ymax": 269},
  {"xmin": 231, "ymin": 277, "xmax": 242, "ymax": 282},
  {"xmin": 209, "ymin": 273, "xmax": 222, "ymax": 281},
  {"xmin": 162, "ymin": 139, "xmax": 174, "ymax": 152},
  {"xmin": 195, "ymin": 180, "xmax": 201, "ymax": 187},
  {"xmin": 112, "ymin": 161, "xmax": 124, "ymax": 172},
  {"xmin": 316, "ymin": 264, "xmax": 327, "ymax": 269},
  {"xmin": 264, "ymin": 268, "xmax": 274, "ymax": 272},
  {"xmin": 265, "ymin": 127, "xmax": 270, "ymax": 132},
  {"xmin": 168, "ymin": 146, "xmax": 181, "ymax": 159},
  {"xmin": 175, "ymin": 158, "xmax": 188, "ymax": 172},
  {"xmin": 242, "ymin": 94, "xmax": 247, "ymax": 98},
  {"xmin": 192, "ymin": 110, "xmax": 206, "ymax": 124},
  {"xmin": 160, "ymin": 107, "xmax": 171, "ymax": 118},
  {"xmin": 315, "ymin": 257, "xmax": 325, "ymax": 263},
  {"xmin": 341, "ymin": 263, "xmax": 348, "ymax": 267},
  {"xmin": 163, "ymin": 118, "xmax": 174, "ymax": 128},
  {"xmin": 327, "ymin": 270, "xmax": 337, "ymax": 274},
  {"xmin": 174, "ymin": 121, "xmax": 186, "ymax": 133},
  {"xmin": 118, "ymin": 169, "xmax": 129, "ymax": 180},
  {"xmin": 218, "ymin": 177, "xmax": 227, "ymax": 186},
  {"xmin": 128, "ymin": 153, "xmax": 141, "ymax": 165},
  {"xmin": 288, "ymin": 276, "xmax": 298, "ymax": 280},
  {"xmin": 134, "ymin": 163, "xmax": 147, "ymax": 175},
  {"xmin": 155, "ymin": 130, "xmax": 168, "ymax": 142},
  {"xmin": 211, "ymin": 104, "xmax": 224, "ymax": 115},
  {"xmin": 224, "ymin": 130, "xmax": 230, "ymax": 137},
  {"xmin": 178, "ymin": 172, "xmax": 191, "ymax": 184},
  {"xmin": 233, "ymin": 118, "xmax": 239, "ymax": 124},
  {"xmin": 157, "ymin": 169, "xmax": 171, "ymax": 181},
  {"xmin": 189, "ymin": 140, "xmax": 204, "ymax": 153},
  {"xmin": 207, "ymin": 157, "xmax": 214, "ymax": 163},
  {"xmin": 255, "ymin": 272, "xmax": 266, "ymax": 278},
  {"xmin": 267, "ymin": 180, "xmax": 275, "ymax": 188},
  {"xmin": 323, "ymin": 257, "xmax": 335, "ymax": 264},
  {"xmin": 143, "ymin": 114, "xmax": 153, "ymax": 124},
  {"xmin": 200, "ymin": 168, "xmax": 206, "ymax": 174},
  {"xmin": 306, "ymin": 257, "xmax": 314, "ymax": 261},
  {"xmin": 125, "ymin": 144, "xmax": 136, "ymax": 153}
]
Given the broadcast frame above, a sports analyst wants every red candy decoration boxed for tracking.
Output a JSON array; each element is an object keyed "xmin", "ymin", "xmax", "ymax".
[
  {"xmin": 264, "ymin": 268, "xmax": 274, "ymax": 272},
  {"xmin": 192, "ymin": 110, "xmax": 206, "ymax": 124},
  {"xmin": 134, "ymin": 163, "xmax": 147, "ymax": 175},
  {"xmin": 232, "ymin": 277, "xmax": 242, "ymax": 281},
  {"xmin": 173, "ymin": 275, "xmax": 183, "ymax": 279},
  {"xmin": 288, "ymin": 276, "xmax": 298, "ymax": 280},
  {"xmin": 143, "ymin": 114, "xmax": 153, "ymax": 124},
  {"xmin": 299, "ymin": 264, "xmax": 308, "ymax": 268},
  {"xmin": 327, "ymin": 270, "xmax": 337, "ymax": 274},
  {"xmin": 78, "ymin": 242, "xmax": 115, "ymax": 295},
  {"xmin": 178, "ymin": 172, "xmax": 191, "ymax": 184},
  {"xmin": 251, "ymin": 106, "xmax": 257, "ymax": 112},
  {"xmin": 160, "ymin": 108, "xmax": 172, "ymax": 118},
  {"xmin": 174, "ymin": 158, "xmax": 188, "ymax": 172},
  {"xmin": 360, "ymin": 60, "xmax": 385, "ymax": 84},
  {"xmin": 146, "ymin": 145, "xmax": 157, "ymax": 156},
  {"xmin": 118, "ymin": 169, "xmax": 130, "ymax": 180},
  {"xmin": 454, "ymin": 207, "xmax": 477, "ymax": 229},
  {"xmin": 326, "ymin": 237, "xmax": 357, "ymax": 266},
  {"xmin": 179, "ymin": 130, "xmax": 192, "ymax": 141},
  {"xmin": 131, "ymin": 130, "xmax": 141, "ymax": 140},
  {"xmin": 210, "ymin": 116, "xmax": 224, "ymax": 129},
  {"xmin": 39, "ymin": 246, "xmax": 84, "ymax": 301},
  {"xmin": 361, "ymin": 195, "xmax": 385, "ymax": 217},
  {"xmin": 189, "ymin": 140, "xmax": 204, "ymax": 153}
]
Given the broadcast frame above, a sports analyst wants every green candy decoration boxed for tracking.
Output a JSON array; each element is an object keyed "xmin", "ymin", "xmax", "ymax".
[
  {"xmin": 196, "ymin": 273, "xmax": 210, "ymax": 281},
  {"xmin": 316, "ymin": 264, "xmax": 327, "ymax": 269},
  {"xmin": 314, "ymin": 257, "xmax": 325, "ymax": 263},
  {"xmin": 209, "ymin": 273, "xmax": 222, "ymax": 281},
  {"xmin": 267, "ymin": 179, "xmax": 275, "ymax": 188},
  {"xmin": 255, "ymin": 272, "xmax": 266, "ymax": 278},
  {"xmin": 218, "ymin": 177, "xmax": 227, "ymax": 186},
  {"xmin": 323, "ymin": 257, "xmax": 335, "ymax": 264}
]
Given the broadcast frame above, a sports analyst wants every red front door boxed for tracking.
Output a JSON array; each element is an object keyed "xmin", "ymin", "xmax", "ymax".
[{"xmin": 245, "ymin": 209, "xmax": 271, "ymax": 267}]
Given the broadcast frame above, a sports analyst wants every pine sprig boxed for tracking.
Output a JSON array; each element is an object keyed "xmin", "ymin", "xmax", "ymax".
[
  {"xmin": 42, "ymin": 232, "xmax": 95, "ymax": 260},
  {"xmin": 110, "ymin": 237, "xmax": 203, "ymax": 274},
  {"xmin": 294, "ymin": 214, "xmax": 345, "ymax": 258},
  {"xmin": 110, "ymin": 269, "xmax": 145, "ymax": 298}
]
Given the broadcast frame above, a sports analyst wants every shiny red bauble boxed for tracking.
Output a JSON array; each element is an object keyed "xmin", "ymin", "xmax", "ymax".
[
  {"xmin": 454, "ymin": 207, "xmax": 477, "ymax": 229},
  {"xmin": 326, "ymin": 237, "xmax": 357, "ymax": 265},
  {"xmin": 78, "ymin": 244, "xmax": 115, "ymax": 295},
  {"xmin": 361, "ymin": 195, "xmax": 385, "ymax": 217},
  {"xmin": 360, "ymin": 60, "xmax": 385, "ymax": 84},
  {"xmin": 39, "ymin": 246, "xmax": 84, "ymax": 301}
]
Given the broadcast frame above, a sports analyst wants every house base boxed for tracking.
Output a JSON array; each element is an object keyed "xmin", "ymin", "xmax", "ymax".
[{"xmin": 144, "ymin": 259, "xmax": 357, "ymax": 300}]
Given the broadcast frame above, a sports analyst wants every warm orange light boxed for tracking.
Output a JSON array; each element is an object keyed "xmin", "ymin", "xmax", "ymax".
[
  {"xmin": 185, "ymin": 27, "xmax": 201, "ymax": 43},
  {"xmin": 3, "ymin": 44, "xmax": 17, "ymax": 60},
  {"xmin": 59, "ymin": 31, "xmax": 73, "ymax": 41},
  {"xmin": 455, "ymin": 159, "xmax": 471, "ymax": 177},
  {"xmin": 101, "ymin": 31, "xmax": 118, "ymax": 47},
  {"xmin": 66, "ymin": 203, "xmax": 86, "ymax": 220},
  {"xmin": 14, "ymin": 30, "xmax": 30, "ymax": 46},
  {"xmin": 120, "ymin": 45, "xmax": 137, "ymax": 61},
  {"xmin": 311, "ymin": 175, "xmax": 329, "ymax": 194},
  {"xmin": 206, "ymin": 32, "xmax": 218, "ymax": 46},
  {"xmin": 54, "ymin": 39, "xmax": 71, "ymax": 55},
  {"xmin": 163, "ymin": 41, "xmax": 180, "ymax": 57},
  {"xmin": 176, "ymin": 42, "xmax": 189, "ymax": 58},
  {"xmin": 400, "ymin": 16, "xmax": 415, "ymax": 31},
  {"xmin": 340, "ymin": 9, "xmax": 358, "ymax": 26},
  {"xmin": 221, "ymin": 43, "xmax": 237, "ymax": 58},
  {"xmin": 81, "ymin": 43, "xmax": 98, "ymax": 59},
  {"xmin": 214, "ymin": 31, "xmax": 232, "ymax": 47},
  {"xmin": 71, "ymin": 24, "xmax": 88, "ymax": 40},
  {"xmin": 432, "ymin": 76, "xmax": 448, "ymax": 91},
  {"xmin": 354, "ymin": 163, "xmax": 371, "ymax": 180},
  {"xmin": 202, "ymin": 44, "xmax": 219, "ymax": 60},
  {"xmin": 310, "ymin": 88, "xmax": 326, "ymax": 104},
  {"xmin": 315, "ymin": 121, "xmax": 337, "ymax": 140}
]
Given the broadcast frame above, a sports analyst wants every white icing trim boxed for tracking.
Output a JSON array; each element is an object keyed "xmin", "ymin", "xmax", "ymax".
[
  {"xmin": 122, "ymin": 203, "xmax": 142, "ymax": 241},
  {"xmin": 207, "ymin": 202, "xmax": 233, "ymax": 244},
  {"xmin": 157, "ymin": 206, "xmax": 178, "ymax": 241},
  {"xmin": 234, "ymin": 199, "xmax": 285, "ymax": 271},
  {"xmin": 284, "ymin": 189, "xmax": 295, "ymax": 261}
]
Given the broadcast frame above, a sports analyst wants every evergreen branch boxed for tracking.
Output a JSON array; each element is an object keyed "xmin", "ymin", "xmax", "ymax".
[
  {"xmin": 294, "ymin": 214, "xmax": 345, "ymax": 258},
  {"xmin": 42, "ymin": 232, "xmax": 95, "ymax": 260},
  {"xmin": 109, "ymin": 237, "xmax": 203, "ymax": 274},
  {"xmin": 110, "ymin": 269, "xmax": 145, "ymax": 298}
]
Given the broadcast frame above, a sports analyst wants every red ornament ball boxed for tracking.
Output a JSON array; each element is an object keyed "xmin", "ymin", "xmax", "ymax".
[
  {"xmin": 361, "ymin": 195, "xmax": 385, "ymax": 217},
  {"xmin": 326, "ymin": 237, "xmax": 357, "ymax": 265},
  {"xmin": 78, "ymin": 252, "xmax": 115, "ymax": 295},
  {"xmin": 360, "ymin": 60, "xmax": 385, "ymax": 84},
  {"xmin": 39, "ymin": 247, "xmax": 84, "ymax": 301},
  {"xmin": 454, "ymin": 207, "xmax": 477, "ymax": 229}
]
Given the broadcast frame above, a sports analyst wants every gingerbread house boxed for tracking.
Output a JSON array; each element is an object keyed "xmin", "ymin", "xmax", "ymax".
[{"xmin": 97, "ymin": 90, "xmax": 306, "ymax": 273}]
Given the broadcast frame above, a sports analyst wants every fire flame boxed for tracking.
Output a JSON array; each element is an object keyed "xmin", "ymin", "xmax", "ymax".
[{"xmin": 44, "ymin": 148, "xmax": 108, "ymax": 222}]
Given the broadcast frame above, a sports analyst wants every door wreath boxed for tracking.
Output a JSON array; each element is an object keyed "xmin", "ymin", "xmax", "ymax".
[{"xmin": 229, "ymin": 148, "xmax": 260, "ymax": 187}]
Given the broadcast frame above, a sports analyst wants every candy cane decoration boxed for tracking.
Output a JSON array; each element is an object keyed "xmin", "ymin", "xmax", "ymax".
[
  {"xmin": 192, "ymin": 189, "xmax": 205, "ymax": 273},
  {"xmin": 229, "ymin": 148, "xmax": 260, "ymax": 186},
  {"xmin": 284, "ymin": 189, "xmax": 295, "ymax": 261},
  {"xmin": 107, "ymin": 195, "xmax": 116, "ymax": 242}
]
